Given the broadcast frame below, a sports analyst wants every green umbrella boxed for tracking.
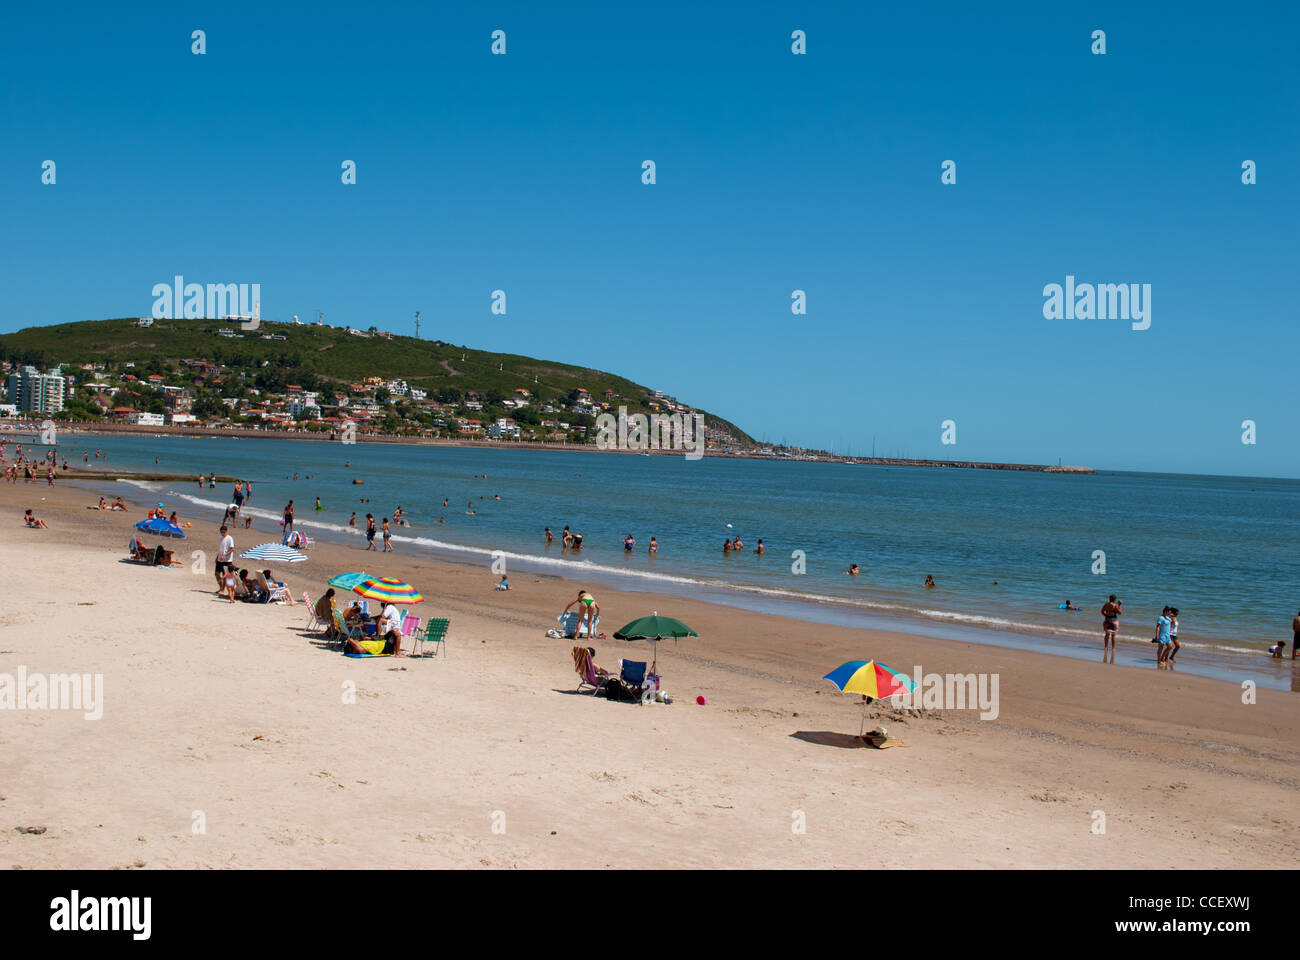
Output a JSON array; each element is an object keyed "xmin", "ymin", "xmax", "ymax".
[
  {"xmin": 613, "ymin": 613, "xmax": 699, "ymax": 672},
  {"xmin": 327, "ymin": 571, "xmax": 371, "ymax": 589}
]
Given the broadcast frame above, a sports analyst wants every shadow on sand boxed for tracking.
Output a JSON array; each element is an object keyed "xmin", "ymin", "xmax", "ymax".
[{"xmin": 789, "ymin": 730, "xmax": 870, "ymax": 750}]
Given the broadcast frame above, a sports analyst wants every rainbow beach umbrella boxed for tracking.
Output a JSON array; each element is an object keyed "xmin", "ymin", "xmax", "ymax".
[
  {"xmin": 823, "ymin": 660, "xmax": 918, "ymax": 735},
  {"xmin": 352, "ymin": 577, "xmax": 424, "ymax": 604}
]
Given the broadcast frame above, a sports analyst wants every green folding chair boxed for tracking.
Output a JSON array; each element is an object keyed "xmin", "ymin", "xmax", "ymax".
[{"xmin": 413, "ymin": 618, "xmax": 449, "ymax": 659}]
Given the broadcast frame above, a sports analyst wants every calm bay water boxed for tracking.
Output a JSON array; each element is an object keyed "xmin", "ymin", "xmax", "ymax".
[{"xmin": 62, "ymin": 432, "xmax": 1300, "ymax": 684}]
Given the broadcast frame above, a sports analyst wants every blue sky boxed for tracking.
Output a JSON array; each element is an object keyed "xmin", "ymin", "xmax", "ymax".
[{"xmin": 3, "ymin": 2, "xmax": 1297, "ymax": 476}]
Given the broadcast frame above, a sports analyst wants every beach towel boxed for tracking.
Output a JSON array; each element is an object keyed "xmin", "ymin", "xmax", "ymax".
[
  {"xmin": 862, "ymin": 727, "xmax": 908, "ymax": 749},
  {"xmin": 343, "ymin": 651, "xmax": 393, "ymax": 658}
]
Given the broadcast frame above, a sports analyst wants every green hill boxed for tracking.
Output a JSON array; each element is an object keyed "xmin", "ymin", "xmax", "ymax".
[{"xmin": 0, "ymin": 317, "xmax": 755, "ymax": 446}]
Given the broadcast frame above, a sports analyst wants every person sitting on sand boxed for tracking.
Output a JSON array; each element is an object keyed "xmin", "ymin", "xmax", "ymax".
[
  {"xmin": 24, "ymin": 509, "xmax": 48, "ymax": 528},
  {"xmin": 111, "ymin": 497, "xmax": 126, "ymax": 511},
  {"xmin": 152, "ymin": 544, "xmax": 182, "ymax": 567},
  {"xmin": 97, "ymin": 497, "xmax": 107, "ymax": 510},
  {"xmin": 496, "ymin": 576, "xmax": 510, "ymax": 591},
  {"xmin": 240, "ymin": 569, "xmax": 266, "ymax": 602}
]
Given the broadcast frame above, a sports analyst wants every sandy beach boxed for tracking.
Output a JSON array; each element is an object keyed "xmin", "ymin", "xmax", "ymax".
[{"xmin": 2, "ymin": 480, "xmax": 1298, "ymax": 870}]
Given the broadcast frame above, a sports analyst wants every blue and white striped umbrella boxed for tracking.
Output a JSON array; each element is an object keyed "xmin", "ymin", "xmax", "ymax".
[{"xmin": 240, "ymin": 542, "xmax": 309, "ymax": 564}]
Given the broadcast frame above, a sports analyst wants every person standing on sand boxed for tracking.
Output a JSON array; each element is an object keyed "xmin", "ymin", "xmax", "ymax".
[
  {"xmin": 365, "ymin": 514, "xmax": 377, "ymax": 551},
  {"xmin": 1168, "ymin": 608, "xmax": 1180, "ymax": 662},
  {"xmin": 282, "ymin": 500, "xmax": 295, "ymax": 544},
  {"xmin": 1101, "ymin": 595, "xmax": 1121, "ymax": 662},
  {"xmin": 382, "ymin": 517, "xmax": 393, "ymax": 552},
  {"xmin": 1155, "ymin": 607, "xmax": 1172, "ymax": 668},
  {"xmin": 564, "ymin": 590, "xmax": 599, "ymax": 638},
  {"xmin": 215, "ymin": 525, "xmax": 235, "ymax": 593}
]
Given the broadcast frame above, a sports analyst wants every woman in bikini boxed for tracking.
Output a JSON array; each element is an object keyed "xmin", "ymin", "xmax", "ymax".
[{"xmin": 1100, "ymin": 595, "xmax": 1121, "ymax": 663}]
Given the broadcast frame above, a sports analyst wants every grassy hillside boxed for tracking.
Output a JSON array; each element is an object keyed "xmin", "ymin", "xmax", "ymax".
[{"xmin": 0, "ymin": 317, "xmax": 755, "ymax": 444}]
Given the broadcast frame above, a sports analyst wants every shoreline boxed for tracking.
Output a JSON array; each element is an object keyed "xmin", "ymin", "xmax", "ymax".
[
  {"xmin": 80, "ymin": 468, "xmax": 1292, "ymax": 691},
  {"xmin": 41, "ymin": 422, "xmax": 1096, "ymax": 472},
  {"xmin": 3, "ymin": 479, "xmax": 1297, "ymax": 868}
]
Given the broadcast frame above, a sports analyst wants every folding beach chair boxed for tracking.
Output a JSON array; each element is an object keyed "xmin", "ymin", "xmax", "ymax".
[
  {"xmin": 619, "ymin": 659, "xmax": 648, "ymax": 689},
  {"xmin": 400, "ymin": 615, "xmax": 421, "ymax": 646},
  {"xmin": 304, "ymin": 594, "xmax": 327, "ymax": 633},
  {"xmin": 256, "ymin": 571, "xmax": 291, "ymax": 604},
  {"xmin": 412, "ymin": 618, "xmax": 449, "ymax": 659},
  {"xmin": 572, "ymin": 646, "xmax": 608, "ymax": 695},
  {"xmin": 332, "ymin": 609, "xmax": 364, "ymax": 651}
]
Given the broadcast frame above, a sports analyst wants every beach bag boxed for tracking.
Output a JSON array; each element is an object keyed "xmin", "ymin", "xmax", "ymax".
[{"xmin": 603, "ymin": 679, "xmax": 636, "ymax": 702}]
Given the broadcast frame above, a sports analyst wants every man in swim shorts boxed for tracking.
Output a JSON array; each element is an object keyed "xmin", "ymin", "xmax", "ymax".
[{"xmin": 1292, "ymin": 610, "xmax": 1300, "ymax": 660}]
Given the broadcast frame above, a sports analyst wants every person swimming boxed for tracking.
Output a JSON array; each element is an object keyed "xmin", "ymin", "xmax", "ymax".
[
  {"xmin": 847, "ymin": 563, "xmax": 859, "ymax": 576},
  {"xmin": 924, "ymin": 574, "xmax": 936, "ymax": 587}
]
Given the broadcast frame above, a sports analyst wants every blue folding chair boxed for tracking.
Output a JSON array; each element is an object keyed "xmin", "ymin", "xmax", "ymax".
[{"xmin": 619, "ymin": 659, "xmax": 647, "ymax": 688}]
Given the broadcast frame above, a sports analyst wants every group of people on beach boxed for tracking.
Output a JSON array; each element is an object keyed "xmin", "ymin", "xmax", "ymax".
[
  {"xmin": 1100, "ymin": 595, "xmax": 1181, "ymax": 666},
  {"xmin": 2, "ymin": 443, "xmax": 61, "ymax": 485},
  {"xmin": 212, "ymin": 523, "xmax": 298, "ymax": 605}
]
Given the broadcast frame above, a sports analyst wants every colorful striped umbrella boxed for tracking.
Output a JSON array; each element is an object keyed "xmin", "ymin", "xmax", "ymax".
[
  {"xmin": 352, "ymin": 577, "xmax": 424, "ymax": 604},
  {"xmin": 823, "ymin": 660, "xmax": 918, "ymax": 735},
  {"xmin": 240, "ymin": 542, "xmax": 309, "ymax": 563}
]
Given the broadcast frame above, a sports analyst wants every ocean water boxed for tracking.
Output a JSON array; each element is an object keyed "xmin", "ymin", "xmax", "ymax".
[{"xmin": 57, "ymin": 433, "xmax": 1300, "ymax": 683}]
